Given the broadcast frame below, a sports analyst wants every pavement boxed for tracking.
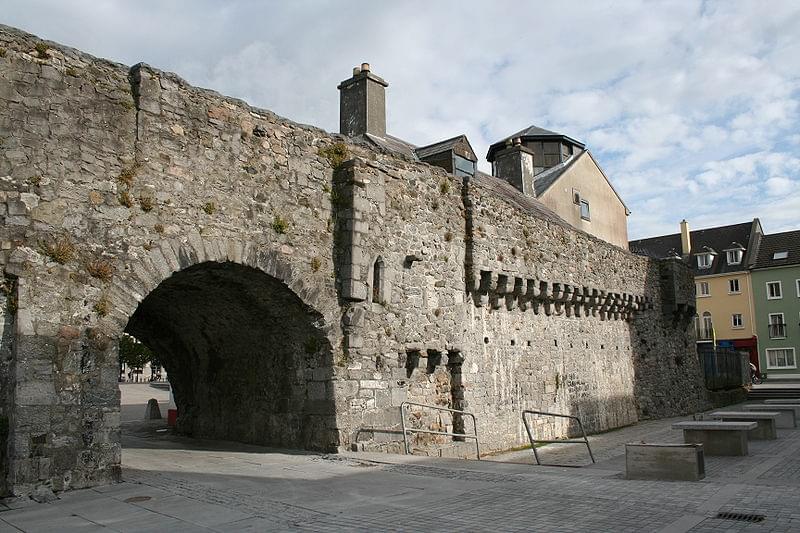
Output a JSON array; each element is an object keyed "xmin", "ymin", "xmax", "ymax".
[{"xmin": 1, "ymin": 389, "xmax": 800, "ymax": 532}]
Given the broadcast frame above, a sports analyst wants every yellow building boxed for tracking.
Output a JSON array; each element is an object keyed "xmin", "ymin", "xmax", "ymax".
[
  {"xmin": 694, "ymin": 271, "xmax": 756, "ymax": 342},
  {"xmin": 630, "ymin": 219, "xmax": 763, "ymax": 362}
]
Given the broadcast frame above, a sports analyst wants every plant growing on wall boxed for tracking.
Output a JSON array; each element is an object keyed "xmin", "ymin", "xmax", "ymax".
[
  {"xmin": 93, "ymin": 295, "xmax": 110, "ymax": 317},
  {"xmin": 118, "ymin": 191, "xmax": 133, "ymax": 208},
  {"xmin": 272, "ymin": 215, "xmax": 289, "ymax": 234},
  {"xmin": 39, "ymin": 236, "xmax": 75, "ymax": 264},
  {"xmin": 117, "ymin": 164, "xmax": 138, "ymax": 188},
  {"xmin": 318, "ymin": 142, "xmax": 349, "ymax": 169},
  {"xmin": 85, "ymin": 257, "xmax": 115, "ymax": 281},
  {"xmin": 34, "ymin": 43, "xmax": 50, "ymax": 59},
  {"xmin": 139, "ymin": 195, "xmax": 155, "ymax": 212}
]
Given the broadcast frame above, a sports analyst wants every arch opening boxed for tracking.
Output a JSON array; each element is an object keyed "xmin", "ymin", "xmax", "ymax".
[{"xmin": 123, "ymin": 261, "xmax": 338, "ymax": 451}]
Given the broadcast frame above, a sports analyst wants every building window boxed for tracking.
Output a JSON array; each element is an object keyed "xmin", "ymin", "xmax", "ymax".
[
  {"xmin": 796, "ymin": 279, "xmax": 800, "ymax": 297},
  {"xmin": 697, "ymin": 281, "xmax": 710, "ymax": 297},
  {"xmin": 453, "ymin": 155, "xmax": 476, "ymax": 178},
  {"xmin": 580, "ymin": 200, "xmax": 590, "ymax": 221},
  {"xmin": 697, "ymin": 254, "xmax": 712, "ymax": 269},
  {"xmin": 767, "ymin": 281, "xmax": 782, "ymax": 300},
  {"xmin": 698, "ymin": 312, "xmax": 714, "ymax": 341},
  {"xmin": 768, "ymin": 313, "xmax": 786, "ymax": 339},
  {"xmin": 728, "ymin": 278, "xmax": 740, "ymax": 294},
  {"xmin": 372, "ymin": 256, "xmax": 384, "ymax": 303},
  {"xmin": 766, "ymin": 348, "xmax": 796, "ymax": 370},
  {"xmin": 732, "ymin": 314, "xmax": 743, "ymax": 328},
  {"xmin": 726, "ymin": 249, "xmax": 743, "ymax": 265},
  {"xmin": 773, "ymin": 251, "xmax": 788, "ymax": 260}
]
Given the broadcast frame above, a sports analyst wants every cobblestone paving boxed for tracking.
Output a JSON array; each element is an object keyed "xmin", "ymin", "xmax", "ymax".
[{"xmin": 2, "ymin": 403, "xmax": 800, "ymax": 532}]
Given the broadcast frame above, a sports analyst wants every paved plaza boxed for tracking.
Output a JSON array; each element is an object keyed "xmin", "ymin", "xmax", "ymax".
[{"xmin": 1, "ymin": 386, "xmax": 799, "ymax": 532}]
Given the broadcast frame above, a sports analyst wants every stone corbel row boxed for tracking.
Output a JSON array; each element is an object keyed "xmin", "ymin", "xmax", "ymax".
[{"xmin": 469, "ymin": 270, "xmax": 653, "ymax": 321}]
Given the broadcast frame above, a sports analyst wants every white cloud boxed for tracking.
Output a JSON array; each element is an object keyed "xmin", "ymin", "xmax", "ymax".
[{"xmin": 765, "ymin": 177, "xmax": 794, "ymax": 196}]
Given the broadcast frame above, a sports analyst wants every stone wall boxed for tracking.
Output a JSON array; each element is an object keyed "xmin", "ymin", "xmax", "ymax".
[{"xmin": 0, "ymin": 24, "xmax": 708, "ymax": 496}]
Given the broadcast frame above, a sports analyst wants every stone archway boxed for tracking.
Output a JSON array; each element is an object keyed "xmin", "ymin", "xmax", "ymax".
[
  {"xmin": 4, "ymin": 237, "xmax": 343, "ymax": 495},
  {"xmin": 124, "ymin": 261, "xmax": 336, "ymax": 450}
]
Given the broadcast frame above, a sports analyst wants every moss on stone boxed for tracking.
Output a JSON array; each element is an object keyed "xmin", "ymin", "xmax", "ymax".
[
  {"xmin": 318, "ymin": 142, "xmax": 349, "ymax": 169},
  {"xmin": 34, "ymin": 42, "xmax": 50, "ymax": 60},
  {"xmin": 272, "ymin": 215, "xmax": 289, "ymax": 234}
]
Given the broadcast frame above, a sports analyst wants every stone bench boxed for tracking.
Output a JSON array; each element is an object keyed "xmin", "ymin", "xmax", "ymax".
[
  {"xmin": 744, "ymin": 404, "xmax": 798, "ymax": 428},
  {"xmin": 764, "ymin": 398, "xmax": 800, "ymax": 405},
  {"xmin": 708, "ymin": 411, "xmax": 779, "ymax": 440},
  {"xmin": 672, "ymin": 421, "xmax": 757, "ymax": 456},
  {"xmin": 625, "ymin": 443, "xmax": 705, "ymax": 481}
]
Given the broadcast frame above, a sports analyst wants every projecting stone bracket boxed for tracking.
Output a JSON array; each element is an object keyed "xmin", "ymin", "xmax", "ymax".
[
  {"xmin": 400, "ymin": 345, "xmax": 463, "ymax": 378},
  {"xmin": 469, "ymin": 268, "xmax": 652, "ymax": 321}
]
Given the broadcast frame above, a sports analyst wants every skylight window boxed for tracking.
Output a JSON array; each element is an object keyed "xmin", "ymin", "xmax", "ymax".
[{"xmin": 773, "ymin": 251, "xmax": 788, "ymax": 260}]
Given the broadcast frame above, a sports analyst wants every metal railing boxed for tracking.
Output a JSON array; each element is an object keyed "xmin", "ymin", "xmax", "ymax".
[
  {"xmin": 698, "ymin": 346, "xmax": 749, "ymax": 390},
  {"xmin": 400, "ymin": 401, "xmax": 480, "ymax": 460},
  {"xmin": 522, "ymin": 410, "xmax": 595, "ymax": 466},
  {"xmin": 769, "ymin": 323, "xmax": 786, "ymax": 339},
  {"xmin": 695, "ymin": 327, "xmax": 714, "ymax": 341}
]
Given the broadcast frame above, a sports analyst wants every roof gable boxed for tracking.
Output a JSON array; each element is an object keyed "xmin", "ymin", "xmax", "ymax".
[
  {"xmin": 536, "ymin": 150, "xmax": 630, "ymax": 214},
  {"xmin": 629, "ymin": 220, "xmax": 759, "ymax": 275},
  {"xmin": 753, "ymin": 230, "xmax": 800, "ymax": 269},
  {"xmin": 415, "ymin": 134, "xmax": 477, "ymax": 162},
  {"xmin": 486, "ymin": 124, "xmax": 585, "ymax": 161}
]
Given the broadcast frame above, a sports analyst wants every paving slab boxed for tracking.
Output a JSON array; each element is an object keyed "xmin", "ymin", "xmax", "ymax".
[{"xmin": 3, "ymin": 400, "xmax": 800, "ymax": 532}]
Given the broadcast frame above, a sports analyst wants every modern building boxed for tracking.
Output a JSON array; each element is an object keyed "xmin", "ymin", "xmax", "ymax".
[
  {"xmin": 486, "ymin": 126, "xmax": 631, "ymax": 249},
  {"xmin": 630, "ymin": 219, "xmax": 763, "ymax": 365},
  {"xmin": 751, "ymin": 230, "xmax": 800, "ymax": 378}
]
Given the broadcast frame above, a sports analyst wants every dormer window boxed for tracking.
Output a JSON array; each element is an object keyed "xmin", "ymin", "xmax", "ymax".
[
  {"xmin": 726, "ymin": 249, "xmax": 743, "ymax": 265},
  {"xmin": 697, "ymin": 253, "xmax": 713, "ymax": 269},
  {"xmin": 453, "ymin": 154, "xmax": 476, "ymax": 178}
]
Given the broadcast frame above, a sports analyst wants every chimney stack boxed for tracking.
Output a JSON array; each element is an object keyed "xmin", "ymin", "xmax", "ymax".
[
  {"xmin": 338, "ymin": 63, "xmax": 388, "ymax": 138},
  {"xmin": 491, "ymin": 141, "xmax": 536, "ymax": 197},
  {"xmin": 680, "ymin": 219, "xmax": 691, "ymax": 256}
]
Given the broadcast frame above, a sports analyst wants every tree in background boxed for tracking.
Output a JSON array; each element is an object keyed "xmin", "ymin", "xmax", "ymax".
[{"xmin": 118, "ymin": 333, "xmax": 154, "ymax": 369}]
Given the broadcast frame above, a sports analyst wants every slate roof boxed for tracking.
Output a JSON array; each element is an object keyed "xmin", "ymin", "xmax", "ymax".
[
  {"xmin": 753, "ymin": 230, "xmax": 800, "ymax": 269},
  {"xmin": 360, "ymin": 132, "xmax": 583, "ymax": 232},
  {"xmin": 486, "ymin": 124, "xmax": 585, "ymax": 162},
  {"xmin": 629, "ymin": 220, "xmax": 760, "ymax": 276},
  {"xmin": 532, "ymin": 151, "xmax": 583, "ymax": 196},
  {"xmin": 362, "ymin": 132, "xmax": 417, "ymax": 159},
  {"xmin": 472, "ymin": 171, "xmax": 573, "ymax": 229},
  {"xmin": 414, "ymin": 134, "xmax": 476, "ymax": 161}
]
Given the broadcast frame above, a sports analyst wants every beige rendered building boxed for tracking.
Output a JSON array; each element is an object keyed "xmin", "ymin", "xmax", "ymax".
[{"xmin": 487, "ymin": 126, "xmax": 630, "ymax": 249}]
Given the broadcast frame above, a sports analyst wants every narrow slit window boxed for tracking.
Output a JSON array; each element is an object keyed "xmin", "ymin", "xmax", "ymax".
[{"xmin": 372, "ymin": 256, "xmax": 384, "ymax": 303}]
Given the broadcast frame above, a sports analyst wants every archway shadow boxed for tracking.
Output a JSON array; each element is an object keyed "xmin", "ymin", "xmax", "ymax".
[{"xmin": 122, "ymin": 261, "xmax": 338, "ymax": 453}]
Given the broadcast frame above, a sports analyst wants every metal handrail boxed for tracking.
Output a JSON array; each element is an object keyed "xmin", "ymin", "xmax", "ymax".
[
  {"xmin": 522, "ymin": 410, "xmax": 595, "ymax": 466},
  {"xmin": 400, "ymin": 401, "xmax": 480, "ymax": 459}
]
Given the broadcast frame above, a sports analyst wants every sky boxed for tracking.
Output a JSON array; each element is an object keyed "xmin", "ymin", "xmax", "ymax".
[{"xmin": 4, "ymin": 0, "xmax": 800, "ymax": 240}]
